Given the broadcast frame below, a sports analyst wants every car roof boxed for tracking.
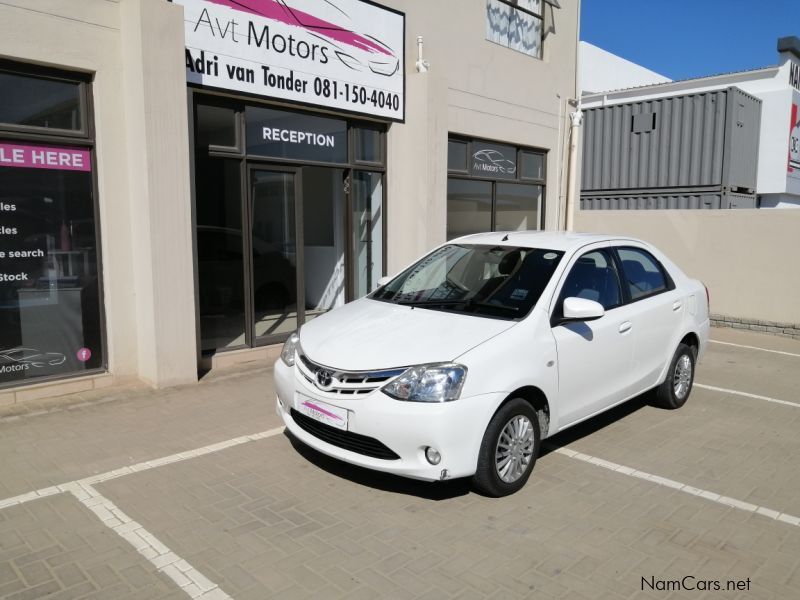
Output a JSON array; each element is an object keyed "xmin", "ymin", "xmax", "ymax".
[{"xmin": 448, "ymin": 231, "xmax": 645, "ymax": 252}]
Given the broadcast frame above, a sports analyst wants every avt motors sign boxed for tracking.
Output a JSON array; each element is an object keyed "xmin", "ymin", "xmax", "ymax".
[{"xmin": 174, "ymin": 0, "xmax": 405, "ymax": 121}]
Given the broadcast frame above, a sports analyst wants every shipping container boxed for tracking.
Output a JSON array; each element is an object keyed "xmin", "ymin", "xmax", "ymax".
[
  {"xmin": 580, "ymin": 87, "xmax": 761, "ymax": 195},
  {"xmin": 580, "ymin": 191, "xmax": 757, "ymax": 210}
]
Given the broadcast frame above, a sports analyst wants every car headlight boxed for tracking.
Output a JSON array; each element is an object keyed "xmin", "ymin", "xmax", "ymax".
[
  {"xmin": 381, "ymin": 363, "xmax": 467, "ymax": 402},
  {"xmin": 280, "ymin": 332, "xmax": 300, "ymax": 367}
]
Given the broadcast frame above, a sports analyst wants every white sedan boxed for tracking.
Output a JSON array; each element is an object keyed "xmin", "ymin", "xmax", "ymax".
[{"xmin": 274, "ymin": 232, "xmax": 710, "ymax": 496}]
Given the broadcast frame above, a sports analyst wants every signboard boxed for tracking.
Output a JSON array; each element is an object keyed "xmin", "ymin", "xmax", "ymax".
[
  {"xmin": 790, "ymin": 61, "xmax": 800, "ymax": 92},
  {"xmin": 0, "ymin": 143, "xmax": 90, "ymax": 172},
  {"xmin": 174, "ymin": 0, "xmax": 405, "ymax": 121},
  {"xmin": 470, "ymin": 142, "xmax": 518, "ymax": 180},
  {"xmin": 245, "ymin": 106, "xmax": 347, "ymax": 162}
]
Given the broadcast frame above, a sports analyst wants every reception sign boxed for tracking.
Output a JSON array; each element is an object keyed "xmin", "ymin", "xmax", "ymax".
[{"xmin": 174, "ymin": 0, "xmax": 405, "ymax": 121}]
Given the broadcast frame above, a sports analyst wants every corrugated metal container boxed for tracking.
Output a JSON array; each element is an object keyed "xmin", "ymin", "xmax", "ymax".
[
  {"xmin": 581, "ymin": 87, "xmax": 761, "ymax": 195},
  {"xmin": 580, "ymin": 191, "xmax": 757, "ymax": 210}
]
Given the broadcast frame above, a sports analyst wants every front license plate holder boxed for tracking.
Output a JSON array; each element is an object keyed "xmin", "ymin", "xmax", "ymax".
[{"xmin": 297, "ymin": 395, "xmax": 349, "ymax": 431}]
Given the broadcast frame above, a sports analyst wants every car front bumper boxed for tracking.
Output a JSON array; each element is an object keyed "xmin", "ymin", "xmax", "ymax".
[{"xmin": 274, "ymin": 358, "xmax": 501, "ymax": 482}]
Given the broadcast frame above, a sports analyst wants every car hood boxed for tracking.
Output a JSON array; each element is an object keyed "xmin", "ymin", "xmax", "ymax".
[{"xmin": 298, "ymin": 298, "xmax": 517, "ymax": 371}]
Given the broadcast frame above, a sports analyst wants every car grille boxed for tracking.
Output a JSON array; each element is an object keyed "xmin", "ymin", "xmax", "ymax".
[
  {"xmin": 297, "ymin": 353, "xmax": 405, "ymax": 396},
  {"xmin": 290, "ymin": 409, "xmax": 400, "ymax": 460}
]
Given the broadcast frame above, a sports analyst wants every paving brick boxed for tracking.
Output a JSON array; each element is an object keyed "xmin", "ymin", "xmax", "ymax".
[
  {"xmin": 18, "ymin": 560, "xmax": 53, "ymax": 586},
  {"xmin": 53, "ymin": 563, "xmax": 87, "ymax": 588}
]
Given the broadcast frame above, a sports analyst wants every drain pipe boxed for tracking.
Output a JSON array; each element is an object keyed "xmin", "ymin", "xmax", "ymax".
[
  {"xmin": 565, "ymin": 103, "xmax": 583, "ymax": 231},
  {"xmin": 565, "ymin": 0, "xmax": 582, "ymax": 231}
]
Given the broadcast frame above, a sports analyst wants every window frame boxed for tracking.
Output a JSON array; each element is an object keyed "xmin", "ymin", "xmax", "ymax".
[
  {"xmin": 189, "ymin": 90, "xmax": 389, "ymax": 358},
  {"xmin": 486, "ymin": 0, "xmax": 545, "ymax": 60},
  {"xmin": 447, "ymin": 135, "xmax": 547, "ymax": 236},
  {"xmin": 0, "ymin": 59, "xmax": 92, "ymax": 140},
  {"xmin": 0, "ymin": 60, "xmax": 107, "ymax": 391},
  {"xmin": 611, "ymin": 246, "xmax": 676, "ymax": 304},
  {"xmin": 551, "ymin": 248, "xmax": 625, "ymax": 324},
  {"xmin": 496, "ymin": 0, "xmax": 543, "ymax": 19}
]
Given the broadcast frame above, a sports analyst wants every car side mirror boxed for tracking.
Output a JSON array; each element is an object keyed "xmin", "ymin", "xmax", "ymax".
[
  {"xmin": 562, "ymin": 297, "xmax": 605, "ymax": 322},
  {"xmin": 377, "ymin": 276, "xmax": 392, "ymax": 287}
]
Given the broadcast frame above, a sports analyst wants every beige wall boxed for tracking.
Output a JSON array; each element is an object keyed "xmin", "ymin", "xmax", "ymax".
[
  {"xmin": 575, "ymin": 210, "xmax": 800, "ymax": 324},
  {"xmin": 0, "ymin": 0, "xmax": 198, "ymax": 388},
  {"xmin": 382, "ymin": 0, "xmax": 580, "ymax": 274}
]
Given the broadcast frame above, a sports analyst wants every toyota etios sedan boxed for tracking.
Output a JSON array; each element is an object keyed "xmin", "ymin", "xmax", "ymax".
[{"xmin": 274, "ymin": 232, "xmax": 710, "ymax": 496}]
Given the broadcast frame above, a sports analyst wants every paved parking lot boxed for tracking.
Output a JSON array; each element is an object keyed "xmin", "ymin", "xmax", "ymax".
[{"xmin": 1, "ymin": 327, "xmax": 799, "ymax": 599}]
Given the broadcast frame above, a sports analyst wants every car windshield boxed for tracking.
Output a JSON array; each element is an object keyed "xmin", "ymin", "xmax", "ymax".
[{"xmin": 370, "ymin": 244, "xmax": 565, "ymax": 319}]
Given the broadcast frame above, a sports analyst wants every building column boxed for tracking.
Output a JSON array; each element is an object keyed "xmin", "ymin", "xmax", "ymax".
[{"xmin": 120, "ymin": 0, "xmax": 198, "ymax": 387}]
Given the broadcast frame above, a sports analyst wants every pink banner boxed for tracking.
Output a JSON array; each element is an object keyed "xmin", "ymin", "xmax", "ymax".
[{"xmin": 0, "ymin": 142, "xmax": 91, "ymax": 172}]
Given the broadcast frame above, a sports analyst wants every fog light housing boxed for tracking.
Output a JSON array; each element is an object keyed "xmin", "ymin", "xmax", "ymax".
[{"xmin": 425, "ymin": 447, "xmax": 441, "ymax": 465}]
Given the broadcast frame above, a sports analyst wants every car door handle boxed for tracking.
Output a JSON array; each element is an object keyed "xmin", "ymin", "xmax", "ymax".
[
  {"xmin": 672, "ymin": 301, "xmax": 683, "ymax": 311},
  {"xmin": 619, "ymin": 321, "xmax": 632, "ymax": 334}
]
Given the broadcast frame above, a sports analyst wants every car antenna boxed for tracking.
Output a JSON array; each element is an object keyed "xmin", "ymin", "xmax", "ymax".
[{"xmin": 501, "ymin": 233, "xmax": 510, "ymax": 241}]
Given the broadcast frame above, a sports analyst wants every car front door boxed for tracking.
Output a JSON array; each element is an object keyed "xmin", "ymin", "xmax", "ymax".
[
  {"xmin": 550, "ymin": 246, "xmax": 636, "ymax": 427},
  {"xmin": 613, "ymin": 245, "xmax": 685, "ymax": 396}
]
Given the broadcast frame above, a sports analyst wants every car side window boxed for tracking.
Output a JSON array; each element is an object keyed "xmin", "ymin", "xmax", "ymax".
[
  {"xmin": 617, "ymin": 247, "xmax": 668, "ymax": 301},
  {"xmin": 559, "ymin": 250, "xmax": 623, "ymax": 310}
]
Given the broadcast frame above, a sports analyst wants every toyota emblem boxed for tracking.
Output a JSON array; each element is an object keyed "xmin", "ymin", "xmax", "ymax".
[{"xmin": 316, "ymin": 369, "xmax": 333, "ymax": 389}]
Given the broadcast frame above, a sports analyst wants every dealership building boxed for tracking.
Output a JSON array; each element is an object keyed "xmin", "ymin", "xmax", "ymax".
[{"xmin": 0, "ymin": 0, "xmax": 579, "ymax": 403}]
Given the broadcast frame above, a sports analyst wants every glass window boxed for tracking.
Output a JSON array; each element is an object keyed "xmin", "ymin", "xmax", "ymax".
[
  {"xmin": 486, "ymin": 0, "xmax": 543, "ymax": 59},
  {"xmin": 195, "ymin": 104, "xmax": 238, "ymax": 149},
  {"xmin": 495, "ymin": 183, "xmax": 541, "ymax": 231},
  {"xmin": 195, "ymin": 157, "xmax": 246, "ymax": 351},
  {"xmin": 470, "ymin": 142, "xmax": 518, "ymax": 179},
  {"xmin": 371, "ymin": 244, "xmax": 563, "ymax": 320},
  {"xmin": 0, "ymin": 142, "xmax": 102, "ymax": 385},
  {"xmin": 447, "ymin": 179, "xmax": 492, "ymax": 240},
  {"xmin": 520, "ymin": 151, "xmax": 544, "ymax": 180},
  {"xmin": 448, "ymin": 140, "xmax": 468, "ymax": 171},
  {"xmin": 353, "ymin": 125, "xmax": 382, "ymax": 163},
  {"xmin": 352, "ymin": 172, "xmax": 384, "ymax": 298},
  {"xmin": 559, "ymin": 251, "xmax": 622, "ymax": 310},
  {"xmin": 617, "ymin": 247, "xmax": 668, "ymax": 300},
  {"xmin": 0, "ymin": 72, "xmax": 82, "ymax": 131}
]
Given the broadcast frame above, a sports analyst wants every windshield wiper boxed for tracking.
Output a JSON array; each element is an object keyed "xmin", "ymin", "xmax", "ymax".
[
  {"xmin": 396, "ymin": 298, "xmax": 469, "ymax": 307},
  {"xmin": 396, "ymin": 298, "xmax": 520, "ymax": 313},
  {"xmin": 470, "ymin": 301, "xmax": 520, "ymax": 313}
]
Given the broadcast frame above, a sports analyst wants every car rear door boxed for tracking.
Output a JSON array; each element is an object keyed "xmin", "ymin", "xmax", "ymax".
[
  {"xmin": 612, "ymin": 245, "xmax": 685, "ymax": 396},
  {"xmin": 550, "ymin": 245, "xmax": 636, "ymax": 427}
]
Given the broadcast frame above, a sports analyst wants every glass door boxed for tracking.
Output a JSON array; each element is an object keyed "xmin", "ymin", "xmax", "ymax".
[
  {"xmin": 248, "ymin": 166, "xmax": 351, "ymax": 344},
  {"xmin": 351, "ymin": 171, "xmax": 384, "ymax": 298},
  {"xmin": 249, "ymin": 169, "xmax": 300, "ymax": 343},
  {"xmin": 300, "ymin": 167, "xmax": 346, "ymax": 322}
]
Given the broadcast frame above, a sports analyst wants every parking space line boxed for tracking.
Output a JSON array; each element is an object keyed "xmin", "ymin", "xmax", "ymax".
[
  {"xmin": 0, "ymin": 429, "xmax": 287, "ymax": 598},
  {"xmin": 0, "ymin": 426, "xmax": 285, "ymax": 510},
  {"xmin": 709, "ymin": 339, "xmax": 800, "ymax": 358},
  {"xmin": 63, "ymin": 482, "xmax": 231, "ymax": 599},
  {"xmin": 695, "ymin": 383, "xmax": 800, "ymax": 409},
  {"xmin": 550, "ymin": 446, "xmax": 800, "ymax": 528}
]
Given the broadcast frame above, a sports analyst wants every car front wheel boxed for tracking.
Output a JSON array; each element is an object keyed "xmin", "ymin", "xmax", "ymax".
[
  {"xmin": 653, "ymin": 343, "xmax": 696, "ymax": 409},
  {"xmin": 472, "ymin": 398, "xmax": 541, "ymax": 497}
]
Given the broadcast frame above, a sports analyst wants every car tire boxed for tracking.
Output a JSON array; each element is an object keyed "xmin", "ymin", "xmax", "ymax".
[
  {"xmin": 472, "ymin": 398, "xmax": 541, "ymax": 497},
  {"xmin": 652, "ymin": 343, "xmax": 696, "ymax": 410}
]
